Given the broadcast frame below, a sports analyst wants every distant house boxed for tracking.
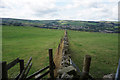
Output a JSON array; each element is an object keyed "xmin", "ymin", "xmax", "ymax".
[
  {"xmin": 104, "ymin": 30, "xmax": 114, "ymax": 33},
  {"xmin": 99, "ymin": 30, "xmax": 114, "ymax": 33}
]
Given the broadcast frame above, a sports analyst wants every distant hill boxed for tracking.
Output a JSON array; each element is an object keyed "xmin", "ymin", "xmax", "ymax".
[{"xmin": 1, "ymin": 18, "xmax": 119, "ymax": 33}]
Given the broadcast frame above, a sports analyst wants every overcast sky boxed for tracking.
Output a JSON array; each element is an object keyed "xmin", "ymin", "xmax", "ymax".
[{"xmin": 0, "ymin": 0, "xmax": 119, "ymax": 21}]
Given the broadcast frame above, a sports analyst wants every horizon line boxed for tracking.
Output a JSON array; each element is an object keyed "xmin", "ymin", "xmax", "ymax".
[{"xmin": 1, "ymin": 17, "xmax": 118, "ymax": 22}]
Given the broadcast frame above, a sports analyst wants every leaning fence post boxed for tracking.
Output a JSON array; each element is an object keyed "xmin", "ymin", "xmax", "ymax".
[
  {"xmin": 2, "ymin": 61, "xmax": 8, "ymax": 80},
  {"xmin": 19, "ymin": 59, "xmax": 24, "ymax": 74},
  {"xmin": 82, "ymin": 55, "xmax": 91, "ymax": 79},
  {"xmin": 49, "ymin": 48, "xmax": 54, "ymax": 80}
]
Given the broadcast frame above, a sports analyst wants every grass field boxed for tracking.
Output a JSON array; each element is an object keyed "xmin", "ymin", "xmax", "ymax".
[
  {"xmin": 2, "ymin": 25, "xmax": 118, "ymax": 78},
  {"xmin": 2, "ymin": 26, "xmax": 64, "ymax": 78},
  {"xmin": 68, "ymin": 30, "xmax": 118, "ymax": 78}
]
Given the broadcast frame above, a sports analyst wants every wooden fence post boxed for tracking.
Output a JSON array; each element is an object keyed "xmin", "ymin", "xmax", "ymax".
[
  {"xmin": 58, "ymin": 44, "xmax": 60, "ymax": 54},
  {"xmin": 60, "ymin": 38, "xmax": 62, "ymax": 43},
  {"xmin": 2, "ymin": 61, "xmax": 8, "ymax": 80},
  {"xmin": 19, "ymin": 60, "xmax": 24, "ymax": 73},
  {"xmin": 82, "ymin": 55, "xmax": 91, "ymax": 79},
  {"xmin": 49, "ymin": 49, "xmax": 54, "ymax": 80}
]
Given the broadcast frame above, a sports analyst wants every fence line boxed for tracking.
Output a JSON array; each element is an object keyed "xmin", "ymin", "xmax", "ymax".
[
  {"xmin": 57, "ymin": 30, "xmax": 94, "ymax": 80},
  {"xmin": 1, "ymin": 48, "xmax": 56, "ymax": 80}
]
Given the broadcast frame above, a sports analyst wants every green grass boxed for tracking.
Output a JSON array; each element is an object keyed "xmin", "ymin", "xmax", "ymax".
[
  {"xmin": 2, "ymin": 26, "xmax": 118, "ymax": 78},
  {"xmin": 2, "ymin": 26, "xmax": 64, "ymax": 78},
  {"xmin": 68, "ymin": 30, "xmax": 118, "ymax": 78}
]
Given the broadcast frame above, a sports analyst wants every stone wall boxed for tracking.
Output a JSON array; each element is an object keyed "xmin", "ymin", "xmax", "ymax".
[
  {"xmin": 55, "ymin": 30, "xmax": 115, "ymax": 80},
  {"xmin": 56, "ymin": 30, "xmax": 80, "ymax": 79}
]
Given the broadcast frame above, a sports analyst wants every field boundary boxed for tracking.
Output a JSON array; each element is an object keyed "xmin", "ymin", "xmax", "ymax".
[{"xmin": 55, "ymin": 30, "xmax": 94, "ymax": 79}]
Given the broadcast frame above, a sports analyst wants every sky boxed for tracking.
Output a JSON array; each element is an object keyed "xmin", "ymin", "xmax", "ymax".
[{"xmin": 0, "ymin": 0, "xmax": 119, "ymax": 21}]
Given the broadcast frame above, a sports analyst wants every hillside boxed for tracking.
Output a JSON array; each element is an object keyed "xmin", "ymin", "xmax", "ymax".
[{"xmin": 1, "ymin": 18, "xmax": 119, "ymax": 33}]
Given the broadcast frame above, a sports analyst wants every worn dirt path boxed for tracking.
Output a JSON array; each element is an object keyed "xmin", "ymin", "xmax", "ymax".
[{"xmin": 53, "ymin": 39, "xmax": 64, "ymax": 77}]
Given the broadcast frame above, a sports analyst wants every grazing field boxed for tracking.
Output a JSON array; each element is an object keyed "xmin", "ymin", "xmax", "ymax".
[
  {"xmin": 68, "ymin": 30, "xmax": 118, "ymax": 78},
  {"xmin": 2, "ymin": 26, "xmax": 64, "ymax": 78}
]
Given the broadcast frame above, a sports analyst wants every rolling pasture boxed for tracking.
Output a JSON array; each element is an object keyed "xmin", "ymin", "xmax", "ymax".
[
  {"xmin": 68, "ymin": 30, "xmax": 118, "ymax": 78},
  {"xmin": 2, "ymin": 26, "xmax": 64, "ymax": 78},
  {"xmin": 2, "ymin": 25, "xmax": 118, "ymax": 78}
]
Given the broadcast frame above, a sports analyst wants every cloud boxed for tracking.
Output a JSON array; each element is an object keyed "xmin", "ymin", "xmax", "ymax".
[
  {"xmin": 0, "ymin": 0, "xmax": 119, "ymax": 21},
  {"xmin": 57, "ymin": 0, "xmax": 118, "ymax": 21},
  {"xmin": 0, "ymin": 0, "xmax": 57, "ymax": 19}
]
